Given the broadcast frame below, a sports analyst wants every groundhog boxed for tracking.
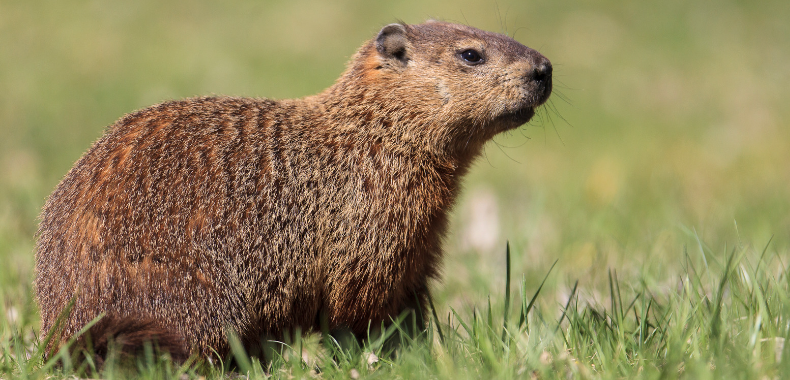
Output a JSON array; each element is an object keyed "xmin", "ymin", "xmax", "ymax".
[{"xmin": 35, "ymin": 21, "xmax": 552, "ymax": 361}]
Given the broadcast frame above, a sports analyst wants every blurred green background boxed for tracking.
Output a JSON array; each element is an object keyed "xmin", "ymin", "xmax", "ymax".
[{"xmin": 1, "ymin": 0, "xmax": 788, "ymax": 321}]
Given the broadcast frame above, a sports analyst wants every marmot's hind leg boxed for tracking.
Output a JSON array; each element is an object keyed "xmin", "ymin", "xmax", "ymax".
[{"xmin": 67, "ymin": 315, "xmax": 190, "ymax": 367}]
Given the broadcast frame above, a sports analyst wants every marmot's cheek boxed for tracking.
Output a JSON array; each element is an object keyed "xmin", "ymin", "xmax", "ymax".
[{"xmin": 435, "ymin": 81, "xmax": 451, "ymax": 105}]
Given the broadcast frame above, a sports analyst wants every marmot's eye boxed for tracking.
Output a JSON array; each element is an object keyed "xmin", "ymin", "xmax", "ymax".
[{"xmin": 459, "ymin": 49, "xmax": 484, "ymax": 64}]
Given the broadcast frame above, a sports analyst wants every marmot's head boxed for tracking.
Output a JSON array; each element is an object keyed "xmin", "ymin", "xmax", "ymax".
[
  {"xmin": 328, "ymin": 21, "xmax": 551, "ymax": 155},
  {"xmin": 358, "ymin": 21, "xmax": 551, "ymax": 148}
]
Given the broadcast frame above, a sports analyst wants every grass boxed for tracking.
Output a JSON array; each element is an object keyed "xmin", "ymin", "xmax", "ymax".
[
  {"xmin": 4, "ymin": 237, "xmax": 790, "ymax": 379},
  {"xmin": 1, "ymin": 0, "xmax": 789, "ymax": 378}
]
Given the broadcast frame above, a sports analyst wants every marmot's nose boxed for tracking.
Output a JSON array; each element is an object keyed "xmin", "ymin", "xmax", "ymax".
[
  {"xmin": 525, "ymin": 54, "xmax": 553, "ymax": 104},
  {"xmin": 529, "ymin": 57, "xmax": 552, "ymax": 83}
]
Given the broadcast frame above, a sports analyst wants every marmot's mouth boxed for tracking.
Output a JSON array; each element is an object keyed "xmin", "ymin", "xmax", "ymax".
[
  {"xmin": 499, "ymin": 106, "xmax": 536, "ymax": 128},
  {"xmin": 500, "ymin": 80, "xmax": 552, "ymax": 128}
]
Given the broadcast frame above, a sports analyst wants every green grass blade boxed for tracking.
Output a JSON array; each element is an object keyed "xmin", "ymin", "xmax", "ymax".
[
  {"xmin": 710, "ymin": 247, "xmax": 737, "ymax": 342},
  {"xmin": 450, "ymin": 307, "xmax": 473, "ymax": 338},
  {"xmin": 754, "ymin": 235, "xmax": 774, "ymax": 275},
  {"xmin": 427, "ymin": 290, "xmax": 445, "ymax": 345},
  {"xmin": 487, "ymin": 295, "xmax": 493, "ymax": 330},
  {"xmin": 37, "ymin": 294, "xmax": 78, "ymax": 363},
  {"xmin": 555, "ymin": 280, "xmax": 578, "ymax": 334},
  {"xmin": 227, "ymin": 330, "xmax": 252, "ymax": 375},
  {"xmin": 608, "ymin": 269, "xmax": 618, "ymax": 324},
  {"xmin": 518, "ymin": 259, "xmax": 557, "ymax": 331},
  {"xmin": 501, "ymin": 241, "xmax": 511, "ymax": 342}
]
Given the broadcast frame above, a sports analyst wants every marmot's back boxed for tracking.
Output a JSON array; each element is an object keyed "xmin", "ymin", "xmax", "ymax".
[{"xmin": 35, "ymin": 21, "xmax": 552, "ymax": 361}]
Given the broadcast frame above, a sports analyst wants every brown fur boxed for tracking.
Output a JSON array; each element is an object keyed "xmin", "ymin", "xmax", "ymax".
[
  {"xmin": 70, "ymin": 316, "xmax": 190, "ymax": 366},
  {"xmin": 35, "ymin": 21, "xmax": 552, "ymax": 360}
]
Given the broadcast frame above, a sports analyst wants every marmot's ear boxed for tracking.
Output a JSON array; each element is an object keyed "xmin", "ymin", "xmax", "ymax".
[{"xmin": 376, "ymin": 24, "xmax": 410, "ymax": 64}]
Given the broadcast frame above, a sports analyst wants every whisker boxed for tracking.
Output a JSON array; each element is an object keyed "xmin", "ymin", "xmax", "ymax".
[{"xmin": 492, "ymin": 137, "xmax": 522, "ymax": 164}]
